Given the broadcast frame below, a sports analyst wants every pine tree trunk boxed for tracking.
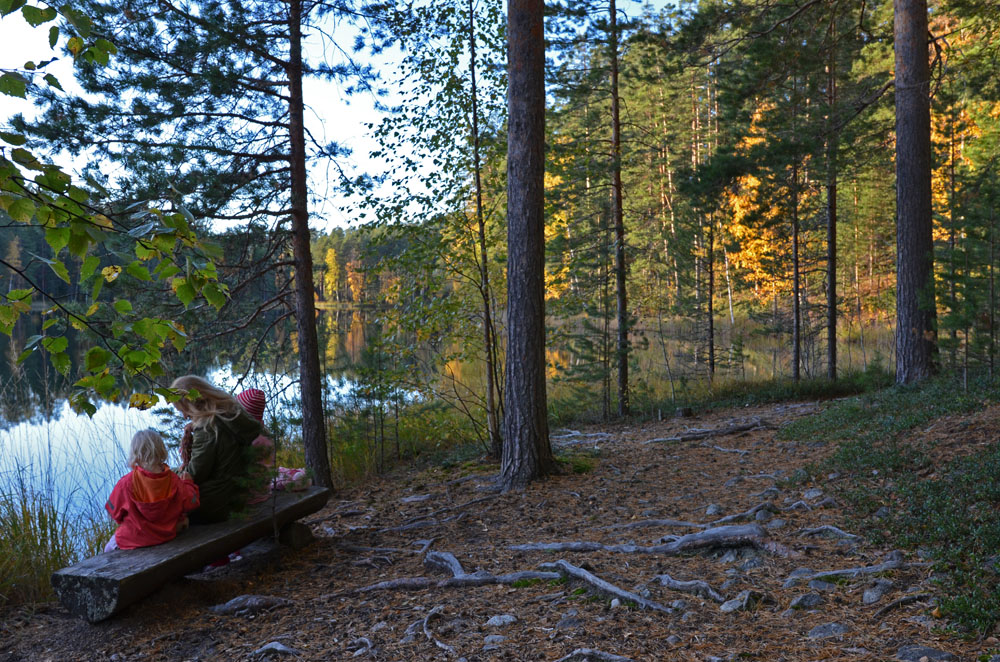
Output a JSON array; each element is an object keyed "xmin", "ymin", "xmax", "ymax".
[
  {"xmin": 826, "ymin": 48, "xmax": 838, "ymax": 381},
  {"xmin": 706, "ymin": 218, "xmax": 715, "ymax": 380},
  {"xmin": 792, "ymin": 159, "xmax": 801, "ymax": 382},
  {"xmin": 288, "ymin": 0, "xmax": 332, "ymax": 488},
  {"xmin": 609, "ymin": 0, "xmax": 629, "ymax": 418},
  {"xmin": 501, "ymin": 0, "xmax": 553, "ymax": 491},
  {"xmin": 894, "ymin": 0, "xmax": 937, "ymax": 383}
]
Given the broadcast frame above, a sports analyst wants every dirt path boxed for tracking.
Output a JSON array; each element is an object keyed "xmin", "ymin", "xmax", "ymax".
[{"xmin": 2, "ymin": 402, "xmax": 996, "ymax": 661}]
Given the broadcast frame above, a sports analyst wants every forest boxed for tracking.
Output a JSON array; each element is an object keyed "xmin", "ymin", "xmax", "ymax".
[{"xmin": 5, "ymin": 0, "xmax": 1000, "ymax": 656}]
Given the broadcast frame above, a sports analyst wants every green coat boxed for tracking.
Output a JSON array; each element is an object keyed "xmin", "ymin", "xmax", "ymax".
[{"xmin": 186, "ymin": 410, "xmax": 262, "ymax": 523}]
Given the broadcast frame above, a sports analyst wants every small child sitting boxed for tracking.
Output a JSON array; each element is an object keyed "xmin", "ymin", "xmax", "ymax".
[
  {"xmin": 104, "ymin": 429, "xmax": 200, "ymax": 551},
  {"xmin": 236, "ymin": 388, "xmax": 311, "ymax": 496}
]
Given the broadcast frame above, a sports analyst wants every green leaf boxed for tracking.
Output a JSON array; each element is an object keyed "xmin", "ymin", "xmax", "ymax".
[
  {"xmin": 66, "ymin": 36, "xmax": 83, "ymax": 56},
  {"xmin": 51, "ymin": 351, "xmax": 71, "ymax": 375},
  {"xmin": 125, "ymin": 261, "xmax": 151, "ymax": 281},
  {"xmin": 21, "ymin": 5, "xmax": 56, "ymax": 26},
  {"xmin": 174, "ymin": 280, "xmax": 195, "ymax": 307},
  {"xmin": 41, "ymin": 318, "xmax": 59, "ymax": 330},
  {"xmin": 91, "ymin": 276, "xmax": 103, "ymax": 300},
  {"xmin": 7, "ymin": 197, "xmax": 34, "ymax": 222},
  {"xmin": 16, "ymin": 348, "xmax": 33, "ymax": 363},
  {"xmin": 0, "ymin": 131, "xmax": 26, "ymax": 146},
  {"xmin": 48, "ymin": 259, "xmax": 70, "ymax": 283},
  {"xmin": 84, "ymin": 346, "xmax": 111, "ymax": 372},
  {"xmin": 202, "ymin": 281, "xmax": 227, "ymax": 309},
  {"xmin": 62, "ymin": 7, "xmax": 91, "ymax": 38},
  {"xmin": 45, "ymin": 226, "xmax": 70, "ymax": 254},
  {"xmin": 0, "ymin": 0, "xmax": 26, "ymax": 17},
  {"xmin": 113, "ymin": 299, "xmax": 132, "ymax": 314},
  {"xmin": 80, "ymin": 255, "xmax": 100, "ymax": 281},
  {"xmin": 43, "ymin": 73, "xmax": 63, "ymax": 91},
  {"xmin": 49, "ymin": 25, "xmax": 58, "ymax": 48},
  {"xmin": 0, "ymin": 72, "xmax": 28, "ymax": 98},
  {"xmin": 41, "ymin": 335, "xmax": 68, "ymax": 353},
  {"xmin": 95, "ymin": 38, "xmax": 116, "ymax": 54}
]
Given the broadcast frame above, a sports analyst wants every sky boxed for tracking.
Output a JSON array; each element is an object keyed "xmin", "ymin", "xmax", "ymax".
[{"xmin": 0, "ymin": 0, "xmax": 673, "ymax": 233}]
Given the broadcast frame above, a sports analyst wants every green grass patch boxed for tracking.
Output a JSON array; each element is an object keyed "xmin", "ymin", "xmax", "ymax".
[
  {"xmin": 511, "ymin": 578, "xmax": 545, "ymax": 588},
  {"xmin": 781, "ymin": 372, "xmax": 1000, "ymax": 634},
  {"xmin": 0, "ymin": 486, "xmax": 113, "ymax": 609}
]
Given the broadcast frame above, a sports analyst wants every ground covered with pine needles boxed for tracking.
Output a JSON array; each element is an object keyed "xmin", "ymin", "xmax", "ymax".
[{"xmin": 4, "ymin": 395, "xmax": 1000, "ymax": 661}]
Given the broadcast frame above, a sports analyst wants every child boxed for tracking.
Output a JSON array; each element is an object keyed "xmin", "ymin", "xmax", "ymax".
[
  {"xmin": 236, "ymin": 388, "xmax": 275, "ymax": 504},
  {"xmin": 104, "ymin": 429, "xmax": 200, "ymax": 551},
  {"xmin": 172, "ymin": 375, "xmax": 262, "ymax": 523},
  {"xmin": 235, "ymin": 388, "xmax": 311, "ymax": 495}
]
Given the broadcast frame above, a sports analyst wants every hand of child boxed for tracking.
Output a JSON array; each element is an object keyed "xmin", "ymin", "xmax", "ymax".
[
  {"xmin": 175, "ymin": 515, "xmax": 189, "ymax": 533},
  {"xmin": 179, "ymin": 423, "xmax": 193, "ymax": 466}
]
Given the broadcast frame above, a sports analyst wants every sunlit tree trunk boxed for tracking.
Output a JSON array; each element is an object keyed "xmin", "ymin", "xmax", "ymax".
[{"xmin": 609, "ymin": 0, "xmax": 629, "ymax": 417}]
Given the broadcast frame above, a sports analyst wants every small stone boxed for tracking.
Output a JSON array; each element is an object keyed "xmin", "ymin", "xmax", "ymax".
[
  {"xmin": 754, "ymin": 509, "xmax": 772, "ymax": 523},
  {"xmin": 803, "ymin": 488, "xmax": 824, "ymax": 500},
  {"xmin": 110, "ymin": 655, "xmax": 125, "ymax": 662},
  {"xmin": 789, "ymin": 593, "xmax": 824, "ymax": 610},
  {"xmin": 720, "ymin": 590, "xmax": 763, "ymax": 613},
  {"xmin": 808, "ymin": 579, "xmax": 836, "ymax": 591},
  {"xmin": 400, "ymin": 620, "xmax": 422, "ymax": 644},
  {"xmin": 780, "ymin": 608, "xmax": 797, "ymax": 619},
  {"xmin": 371, "ymin": 621, "xmax": 390, "ymax": 633},
  {"xmin": 875, "ymin": 506, "xmax": 892, "ymax": 519},
  {"xmin": 253, "ymin": 641, "xmax": 301, "ymax": 657},
  {"xmin": 721, "ymin": 578, "xmax": 739, "ymax": 591},
  {"xmin": 766, "ymin": 518, "xmax": 786, "ymax": 530},
  {"xmin": 484, "ymin": 635, "xmax": 506, "ymax": 645},
  {"xmin": 556, "ymin": 609, "xmax": 583, "ymax": 630},
  {"xmin": 724, "ymin": 476, "xmax": 744, "ymax": 487},
  {"xmin": 788, "ymin": 567, "xmax": 813, "ymax": 578},
  {"xmin": 486, "ymin": 614, "xmax": 518, "ymax": 627},
  {"xmin": 863, "ymin": 579, "xmax": 893, "ymax": 605},
  {"xmin": 681, "ymin": 611, "xmax": 695, "ymax": 623},
  {"xmin": 782, "ymin": 578, "xmax": 801, "ymax": 589},
  {"xmin": 706, "ymin": 503, "xmax": 723, "ymax": 516},
  {"xmin": 896, "ymin": 645, "xmax": 957, "ymax": 661},
  {"xmin": 808, "ymin": 622, "xmax": 849, "ymax": 639},
  {"xmin": 666, "ymin": 635, "xmax": 681, "ymax": 645},
  {"xmin": 739, "ymin": 556, "xmax": 764, "ymax": 572},
  {"xmin": 671, "ymin": 599, "xmax": 688, "ymax": 610},
  {"xmin": 610, "ymin": 598, "xmax": 621, "ymax": 609},
  {"xmin": 827, "ymin": 472, "xmax": 840, "ymax": 481}
]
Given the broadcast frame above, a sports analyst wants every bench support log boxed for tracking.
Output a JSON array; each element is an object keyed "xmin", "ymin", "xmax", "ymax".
[{"xmin": 52, "ymin": 486, "xmax": 330, "ymax": 622}]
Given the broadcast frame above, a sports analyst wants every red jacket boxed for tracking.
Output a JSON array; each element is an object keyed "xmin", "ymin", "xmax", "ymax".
[{"xmin": 106, "ymin": 464, "xmax": 200, "ymax": 549}]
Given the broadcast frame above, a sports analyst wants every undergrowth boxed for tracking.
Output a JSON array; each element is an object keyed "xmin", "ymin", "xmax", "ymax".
[{"xmin": 781, "ymin": 372, "xmax": 1000, "ymax": 634}]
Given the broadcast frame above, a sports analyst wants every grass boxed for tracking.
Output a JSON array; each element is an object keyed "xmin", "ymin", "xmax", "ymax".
[
  {"xmin": 0, "ymin": 484, "xmax": 114, "ymax": 609},
  {"xmin": 779, "ymin": 371, "xmax": 1000, "ymax": 634}
]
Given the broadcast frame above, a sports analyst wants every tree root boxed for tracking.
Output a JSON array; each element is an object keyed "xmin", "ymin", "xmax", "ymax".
[
  {"xmin": 805, "ymin": 551, "xmax": 909, "ymax": 582},
  {"xmin": 539, "ymin": 559, "xmax": 672, "ymax": 614},
  {"xmin": 423, "ymin": 605, "xmax": 456, "ymax": 655},
  {"xmin": 708, "ymin": 503, "xmax": 778, "ymax": 526},
  {"xmin": 873, "ymin": 593, "xmax": 932, "ymax": 619},
  {"xmin": 643, "ymin": 418, "xmax": 772, "ymax": 444},
  {"xmin": 604, "ymin": 519, "xmax": 706, "ymax": 532},
  {"xmin": 651, "ymin": 573, "xmax": 725, "ymax": 603},
  {"xmin": 555, "ymin": 648, "xmax": 635, "ymax": 662},
  {"xmin": 798, "ymin": 525, "xmax": 859, "ymax": 540},
  {"xmin": 512, "ymin": 524, "xmax": 767, "ymax": 556},
  {"xmin": 704, "ymin": 443, "xmax": 749, "ymax": 456}
]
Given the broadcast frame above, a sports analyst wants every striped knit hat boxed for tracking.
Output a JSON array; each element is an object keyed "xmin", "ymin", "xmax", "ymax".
[{"xmin": 236, "ymin": 388, "xmax": 266, "ymax": 422}]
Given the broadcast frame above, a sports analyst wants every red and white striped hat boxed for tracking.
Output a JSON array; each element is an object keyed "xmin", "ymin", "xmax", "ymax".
[{"xmin": 236, "ymin": 388, "xmax": 266, "ymax": 422}]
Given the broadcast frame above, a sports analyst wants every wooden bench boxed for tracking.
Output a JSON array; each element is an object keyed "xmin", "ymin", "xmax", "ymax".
[{"xmin": 51, "ymin": 486, "xmax": 330, "ymax": 622}]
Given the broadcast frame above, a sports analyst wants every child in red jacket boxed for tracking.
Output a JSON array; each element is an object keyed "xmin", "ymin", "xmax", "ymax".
[{"xmin": 104, "ymin": 429, "xmax": 200, "ymax": 551}]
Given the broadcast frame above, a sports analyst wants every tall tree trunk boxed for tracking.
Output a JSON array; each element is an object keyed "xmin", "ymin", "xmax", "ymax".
[
  {"xmin": 706, "ymin": 217, "xmax": 715, "ymax": 379},
  {"xmin": 288, "ymin": 0, "xmax": 332, "ymax": 488},
  {"xmin": 894, "ymin": 0, "xmax": 937, "ymax": 383},
  {"xmin": 501, "ymin": 0, "xmax": 553, "ymax": 491},
  {"xmin": 609, "ymin": 0, "xmax": 628, "ymax": 417},
  {"xmin": 826, "ymin": 42, "xmax": 838, "ymax": 381},
  {"xmin": 468, "ymin": 0, "xmax": 501, "ymax": 459},
  {"xmin": 792, "ymin": 159, "xmax": 801, "ymax": 382}
]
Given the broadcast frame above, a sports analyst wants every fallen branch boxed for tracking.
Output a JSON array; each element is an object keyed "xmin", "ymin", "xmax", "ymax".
[
  {"xmin": 873, "ymin": 593, "xmax": 932, "ymax": 619},
  {"xmin": 651, "ymin": 573, "xmax": 725, "ymax": 603},
  {"xmin": 378, "ymin": 512, "xmax": 468, "ymax": 534},
  {"xmin": 512, "ymin": 524, "xmax": 767, "ymax": 556},
  {"xmin": 539, "ymin": 559, "xmax": 672, "ymax": 614},
  {"xmin": 423, "ymin": 605, "xmax": 456, "ymax": 655},
  {"xmin": 555, "ymin": 649, "xmax": 635, "ymax": 662},
  {"xmin": 705, "ymin": 444, "xmax": 749, "ymax": 456}
]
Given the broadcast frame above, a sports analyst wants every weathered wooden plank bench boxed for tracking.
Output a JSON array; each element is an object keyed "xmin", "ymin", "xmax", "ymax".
[{"xmin": 51, "ymin": 485, "xmax": 331, "ymax": 622}]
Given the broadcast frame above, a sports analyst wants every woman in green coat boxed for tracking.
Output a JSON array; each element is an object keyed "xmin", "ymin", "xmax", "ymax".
[{"xmin": 172, "ymin": 375, "xmax": 263, "ymax": 524}]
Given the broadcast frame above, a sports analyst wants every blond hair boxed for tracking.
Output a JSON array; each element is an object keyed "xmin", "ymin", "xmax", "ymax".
[
  {"xmin": 129, "ymin": 429, "xmax": 167, "ymax": 472},
  {"xmin": 170, "ymin": 375, "xmax": 242, "ymax": 430}
]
